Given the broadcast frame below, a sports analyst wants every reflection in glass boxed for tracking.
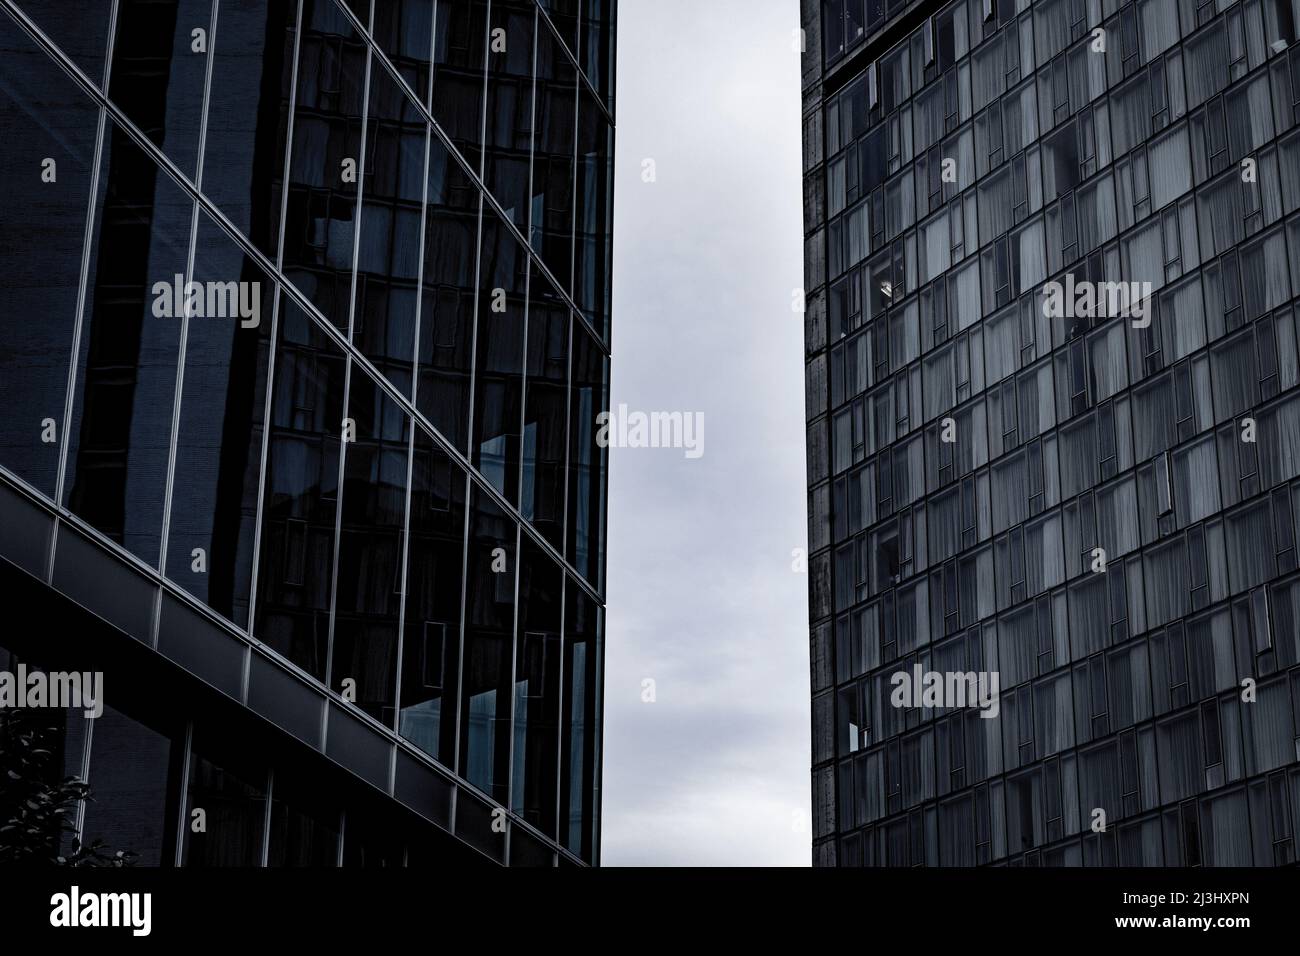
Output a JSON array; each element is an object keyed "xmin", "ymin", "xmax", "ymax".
[
  {"xmin": 431, "ymin": 0, "xmax": 487, "ymax": 172},
  {"xmin": 63, "ymin": 121, "xmax": 191, "ymax": 566},
  {"xmin": 373, "ymin": 1, "xmax": 435, "ymax": 104},
  {"xmin": 472, "ymin": 210, "xmax": 528, "ymax": 501},
  {"xmin": 182, "ymin": 728, "xmax": 267, "ymax": 866},
  {"xmin": 0, "ymin": 0, "xmax": 616, "ymax": 868},
  {"xmin": 9, "ymin": 1, "xmax": 114, "ymax": 81},
  {"xmin": 281, "ymin": 1, "xmax": 367, "ymax": 330},
  {"xmin": 582, "ymin": 0, "xmax": 616, "ymax": 99},
  {"xmin": 81, "ymin": 703, "xmax": 180, "ymax": 867},
  {"xmin": 512, "ymin": 536, "xmax": 561, "ymax": 836},
  {"xmin": 254, "ymin": 298, "xmax": 346, "ymax": 680},
  {"xmin": 0, "ymin": 17, "xmax": 100, "ymax": 496},
  {"xmin": 460, "ymin": 487, "xmax": 515, "ymax": 802},
  {"xmin": 560, "ymin": 579, "xmax": 601, "ymax": 861},
  {"xmin": 399, "ymin": 427, "xmax": 466, "ymax": 765},
  {"xmin": 353, "ymin": 57, "xmax": 426, "ymax": 394},
  {"xmin": 523, "ymin": 267, "xmax": 570, "ymax": 550},
  {"xmin": 485, "ymin": 0, "xmax": 535, "ymax": 227},
  {"xmin": 532, "ymin": 24, "xmax": 577, "ymax": 291},
  {"xmin": 107, "ymin": 0, "xmax": 210, "ymax": 180},
  {"xmin": 416, "ymin": 137, "xmax": 479, "ymax": 452},
  {"xmin": 202, "ymin": 0, "xmax": 296, "ymax": 252},
  {"xmin": 267, "ymin": 766, "xmax": 340, "ymax": 865},
  {"xmin": 566, "ymin": 326, "xmax": 608, "ymax": 591},
  {"xmin": 164, "ymin": 213, "xmax": 275, "ymax": 628},
  {"xmin": 330, "ymin": 371, "xmax": 409, "ymax": 725},
  {"xmin": 576, "ymin": 88, "xmax": 614, "ymax": 341},
  {"xmin": 538, "ymin": 0, "xmax": 579, "ymax": 52}
]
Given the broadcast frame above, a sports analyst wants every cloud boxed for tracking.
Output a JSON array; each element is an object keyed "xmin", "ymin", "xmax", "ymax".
[{"xmin": 602, "ymin": 0, "xmax": 810, "ymax": 867}]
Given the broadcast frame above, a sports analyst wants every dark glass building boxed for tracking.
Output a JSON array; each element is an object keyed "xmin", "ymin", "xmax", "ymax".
[
  {"xmin": 803, "ymin": 0, "xmax": 1300, "ymax": 866},
  {"xmin": 0, "ymin": 0, "xmax": 613, "ymax": 866}
]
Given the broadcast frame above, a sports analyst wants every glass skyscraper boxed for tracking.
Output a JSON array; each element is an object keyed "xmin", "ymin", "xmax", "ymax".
[
  {"xmin": 803, "ymin": 0, "xmax": 1300, "ymax": 866},
  {"xmin": 0, "ymin": 0, "xmax": 613, "ymax": 867}
]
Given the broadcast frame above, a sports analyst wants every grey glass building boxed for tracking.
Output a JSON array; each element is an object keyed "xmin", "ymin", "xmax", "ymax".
[
  {"xmin": 803, "ymin": 0, "xmax": 1300, "ymax": 866},
  {"xmin": 0, "ymin": 0, "xmax": 613, "ymax": 867}
]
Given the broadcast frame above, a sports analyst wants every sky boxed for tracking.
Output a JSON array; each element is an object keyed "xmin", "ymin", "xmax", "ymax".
[{"xmin": 602, "ymin": 0, "xmax": 811, "ymax": 866}]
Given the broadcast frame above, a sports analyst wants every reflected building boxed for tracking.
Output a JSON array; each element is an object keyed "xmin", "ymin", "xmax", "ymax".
[
  {"xmin": 0, "ymin": 0, "xmax": 613, "ymax": 866},
  {"xmin": 803, "ymin": 0, "xmax": 1300, "ymax": 866}
]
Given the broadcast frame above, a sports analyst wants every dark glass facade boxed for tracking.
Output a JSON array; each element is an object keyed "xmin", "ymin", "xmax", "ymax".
[
  {"xmin": 0, "ymin": 0, "xmax": 613, "ymax": 867},
  {"xmin": 803, "ymin": 0, "xmax": 1300, "ymax": 866}
]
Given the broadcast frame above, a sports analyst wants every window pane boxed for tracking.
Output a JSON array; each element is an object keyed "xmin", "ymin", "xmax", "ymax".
[
  {"xmin": 537, "ymin": 0, "xmax": 578, "ymax": 52},
  {"xmin": 202, "ymin": 0, "xmax": 296, "ymax": 251},
  {"xmin": 341, "ymin": 801, "xmax": 405, "ymax": 866},
  {"xmin": 81, "ymin": 702, "xmax": 179, "ymax": 867},
  {"xmin": 566, "ymin": 324, "xmax": 608, "ymax": 591},
  {"xmin": 11, "ymin": 0, "xmax": 114, "ymax": 82},
  {"xmin": 182, "ymin": 727, "xmax": 267, "ymax": 866},
  {"xmin": 62, "ymin": 120, "xmax": 191, "ymax": 566},
  {"xmin": 353, "ymin": 58, "xmax": 426, "ymax": 394},
  {"xmin": 560, "ymin": 579, "xmax": 600, "ymax": 860},
  {"xmin": 254, "ymin": 298, "xmax": 347, "ymax": 680},
  {"xmin": 522, "ymin": 266, "xmax": 570, "ymax": 550},
  {"xmin": 575, "ymin": 87, "xmax": 614, "ymax": 340},
  {"xmin": 484, "ymin": 0, "xmax": 534, "ymax": 227},
  {"xmin": 372, "ymin": 0, "xmax": 434, "ymax": 105},
  {"xmin": 459, "ymin": 486, "xmax": 515, "ymax": 802},
  {"xmin": 472, "ymin": 209, "xmax": 527, "ymax": 500},
  {"xmin": 267, "ymin": 767, "xmax": 339, "ymax": 866},
  {"xmin": 330, "ymin": 370, "xmax": 409, "ymax": 725},
  {"xmin": 511, "ymin": 536, "xmax": 561, "ymax": 836},
  {"xmin": 532, "ymin": 23, "xmax": 576, "ymax": 291},
  {"xmin": 106, "ymin": 0, "xmax": 210, "ymax": 180},
  {"xmin": 581, "ymin": 0, "xmax": 615, "ymax": 98},
  {"xmin": 0, "ymin": 16, "xmax": 100, "ymax": 496},
  {"xmin": 416, "ymin": 134, "xmax": 478, "ymax": 452},
  {"xmin": 431, "ymin": 0, "xmax": 487, "ymax": 172},
  {"xmin": 281, "ymin": 1, "xmax": 368, "ymax": 330},
  {"xmin": 164, "ymin": 213, "xmax": 276, "ymax": 627},
  {"xmin": 399, "ymin": 428, "xmax": 466, "ymax": 765}
]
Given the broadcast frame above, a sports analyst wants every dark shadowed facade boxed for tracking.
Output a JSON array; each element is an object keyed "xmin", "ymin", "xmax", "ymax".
[
  {"xmin": 0, "ymin": 0, "xmax": 613, "ymax": 866},
  {"xmin": 803, "ymin": 0, "xmax": 1300, "ymax": 866}
]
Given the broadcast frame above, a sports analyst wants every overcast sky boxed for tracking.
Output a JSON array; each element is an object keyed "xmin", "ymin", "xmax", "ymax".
[{"xmin": 602, "ymin": 0, "xmax": 810, "ymax": 866}]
